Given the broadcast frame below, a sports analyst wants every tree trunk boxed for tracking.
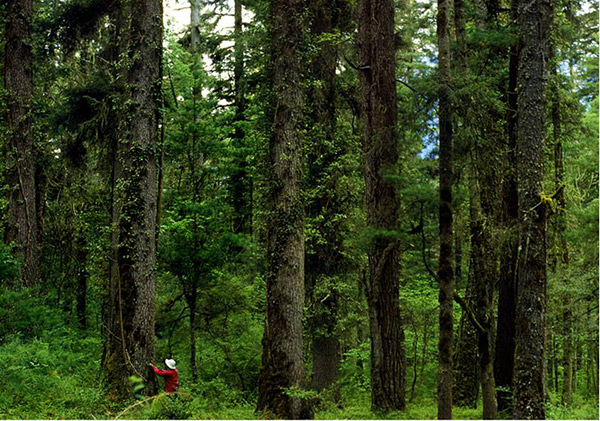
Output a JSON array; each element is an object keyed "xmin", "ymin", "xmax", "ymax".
[
  {"xmin": 453, "ymin": 282, "xmax": 478, "ymax": 408},
  {"xmin": 3, "ymin": 0, "xmax": 40, "ymax": 287},
  {"xmin": 76, "ymin": 233, "xmax": 88, "ymax": 329},
  {"xmin": 190, "ymin": 0, "xmax": 201, "ymax": 49},
  {"xmin": 306, "ymin": 0, "xmax": 346, "ymax": 396},
  {"xmin": 186, "ymin": 287, "xmax": 198, "ymax": 382},
  {"xmin": 231, "ymin": 0, "xmax": 252, "ymax": 235},
  {"xmin": 513, "ymin": 0, "xmax": 551, "ymax": 417},
  {"xmin": 358, "ymin": 0, "xmax": 406, "ymax": 412},
  {"xmin": 436, "ymin": 0, "xmax": 454, "ymax": 416},
  {"xmin": 494, "ymin": 3, "xmax": 519, "ymax": 410},
  {"xmin": 551, "ymin": 50, "xmax": 572, "ymax": 408},
  {"xmin": 256, "ymin": 0, "xmax": 310, "ymax": 418},
  {"xmin": 101, "ymin": 0, "xmax": 162, "ymax": 398}
]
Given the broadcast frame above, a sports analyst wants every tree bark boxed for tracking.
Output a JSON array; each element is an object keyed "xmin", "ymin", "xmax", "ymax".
[
  {"xmin": 358, "ymin": 0, "xmax": 406, "ymax": 412},
  {"xmin": 256, "ymin": 0, "xmax": 310, "ymax": 418},
  {"xmin": 551, "ymin": 48, "xmax": 572, "ymax": 408},
  {"xmin": 494, "ymin": 2, "xmax": 519, "ymax": 411},
  {"xmin": 468, "ymin": 157, "xmax": 498, "ymax": 420},
  {"xmin": 101, "ymin": 0, "xmax": 162, "ymax": 398},
  {"xmin": 231, "ymin": 0, "xmax": 252, "ymax": 235},
  {"xmin": 3, "ymin": 0, "xmax": 40, "ymax": 287},
  {"xmin": 306, "ymin": 0, "xmax": 347, "ymax": 396},
  {"xmin": 513, "ymin": 0, "xmax": 551, "ymax": 417},
  {"xmin": 450, "ymin": 0, "xmax": 477, "ymax": 409},
  {"xmin": 436, "ymin": 0, "xmax": 454, "ymax": 416},
  {"xmin": 452, "ymin": 281, "xmax": 478, "ymax": 408}
]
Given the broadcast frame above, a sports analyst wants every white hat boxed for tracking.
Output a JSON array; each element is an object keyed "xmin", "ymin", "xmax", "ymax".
[{"xmin": 165, "ymin": 359, "xmax": 176, "ymax": 369}]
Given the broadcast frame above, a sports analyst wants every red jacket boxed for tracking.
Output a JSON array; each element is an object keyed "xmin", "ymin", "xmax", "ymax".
[{"xmin": 152, "ymin": 366, "xmax": 179, "ymax": 392}]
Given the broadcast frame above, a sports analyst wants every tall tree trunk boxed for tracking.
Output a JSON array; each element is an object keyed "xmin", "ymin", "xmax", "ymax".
[
  {"xmin": 494, "ymin": 2, "xmax": 519, "ymax": 411},
  {"xmin": 437, "ymin": 0, "xmax": 454, "ymax": 416},
  {"xmin": 256, "ymin": 0, "xmax": 310, "ymax": 418},
  {"xmin": 551, "ymin": 49, "xmax": 572, "ymax": 407},
  {"xmin": 3, "ymin": 0, "xmax": 40, "ymax": 287},
  {"xmin": 451, "ymin": 0, "xmax": 477, "ymax": 409},
  {"xmin": 358, "ymin": 0, "xmax": 406, "ymax": 412},
  {"xmin": 306, "ymin": 0, "xmax": 345, "ymax": 396},
  {"xmin": 513, "ymin": 0, "xmax": 551, "ymax": 417},
  {"xmin": 231, "ymin": 0, "xmax": 252, "ymax": 235},
  {"xmin": 468, "ymin": 153, "xmax": 498, "ymax": 420},
  {"xmin": 101, "ymin": 0, "xmax": 162, "ymax": 398}
]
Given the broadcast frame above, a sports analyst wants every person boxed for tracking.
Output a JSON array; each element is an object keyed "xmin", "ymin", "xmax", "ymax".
[{"xmin": 149, "ymin": 359, "xmax": 179, "ymax": 393}]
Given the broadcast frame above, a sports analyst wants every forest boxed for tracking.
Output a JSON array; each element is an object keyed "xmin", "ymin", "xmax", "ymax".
[{"xmin": 0, "ymin": 0, "xmax": 598, "ymax": 419}]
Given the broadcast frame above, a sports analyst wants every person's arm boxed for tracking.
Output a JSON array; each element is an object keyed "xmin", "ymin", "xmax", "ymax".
[{"xmin": 149, "ymin": 363, "xmax": 166, "ymax": 376}]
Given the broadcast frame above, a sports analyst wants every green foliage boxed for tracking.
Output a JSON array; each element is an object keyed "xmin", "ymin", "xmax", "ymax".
[
  {"xmin": 0, "ymin": 327, "xmax": 104, "ymax": 418},
  {"xmin": 0, "ymin": 242, "xmax": 19, "ymax": 283}
]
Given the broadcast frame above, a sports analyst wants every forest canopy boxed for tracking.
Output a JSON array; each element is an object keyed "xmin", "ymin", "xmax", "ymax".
[{"xmin": 0, "ymin": 0, "xmax": 598, "ymax": 419}]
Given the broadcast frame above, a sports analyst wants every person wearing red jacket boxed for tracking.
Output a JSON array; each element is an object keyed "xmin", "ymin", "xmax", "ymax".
[{"xmin": 149, "ymin": 359, "xmax": 179, "ymax": 393}]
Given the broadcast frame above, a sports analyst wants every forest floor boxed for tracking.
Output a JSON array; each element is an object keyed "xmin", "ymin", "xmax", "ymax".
[{"xmin": 0, "ymin": 295, "xmax": 598, "ymax": 420}]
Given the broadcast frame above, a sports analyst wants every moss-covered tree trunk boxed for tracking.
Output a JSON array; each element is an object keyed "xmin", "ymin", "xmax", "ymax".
[
  {"xmin": 513, "ymin": 0, "xmax": 551, "ymax": 417},
  {"xmin": 436, "ymin": 0, "xmax": 454, "ymax": 416},
  {"xmin": 256, "ymin": 0, "xmax": 310, "ymax": 418},
  {"xmin": 101, "ymin": 0, "xmax": 162, "ymax": 398},
  {"xmin": 3, "ymin": 0, "xmax": 40, "ymax": 287},
  {"xmin": 358, "ymin": 0, "xmax": 406, "ymax": 412},
  {"xmin": 306, "ymin": 0, "xmax": 347, "ymax": 396}
]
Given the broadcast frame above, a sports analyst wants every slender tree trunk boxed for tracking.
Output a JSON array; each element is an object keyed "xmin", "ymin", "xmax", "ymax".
[
  {"xmin": 358, "ymin": 0, "xmax": 406, "ymax": 412},
  {"xmin": 452, "ymin": 0, "xmax": 480, "ymax": 408},
  {"xmin": 3, "ymin": 0, "xmax": 40, "ymax": 287},
  {"xmin": 437, "ymin": 0, "xmax": 454, "ymax": 416},
  {"xmin": 454, "ymin": 215, "xmax": 462, "ymax": 287},
  {"xmin": 494, "ymin": 2, "xmax": 519, "ymax": 410},
  {"xmin": 453, "ymin": 281, "xmax": 478, "ymax": 408},
  {"xmin": 190, "ymin": 0, "xmax": 200, "ymax": 48},
  {"xmin": 551, "ymin": 50, "xmax": 572, "ymax": 407},
  {"xmin": 513, "ymin": 0, "xmax": 551, "ymax": 417},
  {"xmin": 101, "ymin": 0, "xmax": 162, "ymax": 398},
  {"xmin": 256, "ymin": 0, "xmax": 310, "ymax": 418},
  {"xmin": 186, "ymin": 287, "xmax": 198, "ymax": 382},
  {"xmin": 231, "ymin": 0, "xmax": 251, "ymax": 235},
  {"xmin": 76, "ymin": 233, "xmax": 88, "ymax": 329}
]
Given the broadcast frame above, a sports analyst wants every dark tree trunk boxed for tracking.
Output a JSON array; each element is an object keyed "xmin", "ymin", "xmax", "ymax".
[
  {"xmin": 3, "ymin": 0, "xmax": 40, "ymax": 287},
  {"xmin": 358, "ymin": 0, "xmax": 406, "ymax": 412},
  {"xmin": 468, "ymin": 157, "xmax": 498, "ymax": 420},
  {"xmin": 256, "ymin": 0, "xmax": 310, "ymax": 418},
  {"xmin": 494, "ymin": 4, "xmax": 519, "ymax": 411},
  {"xmin": 453, "ymin": 281, "xmax": 478, "ymax": 408},
  {"xmin": 513, "ymin": 0, "xmax": 551, "ymax": 417},
  {"xmin": 186, "ymin": 287, "xmax": 198, "ymax": 382},
  {"xmin": 76, "ymin": 233, "xmax": 88, "ymax": 329},
  {"xmin": 101, "ymin": 0, "xmax": 162, "ymax": 398},
  {"xmin": 231, "ymin": 0, "xmax": 252, "ymax": 235},
  {"xmin": 437, "ymin": 0, "xmax": 454, "ymax": 416},
  {"xmin": 451, "ymin": 0, "xmax": 476, "ymax": 408},
  {"xmin": 454, "ymin": 216, "xmax": 463, "ymax": 287},
  {"xmin": 306, "ymin": 0, "xmax": 347, "ymax": 396},
  {"xmin": 550, "ymin": 50, "xmax": 572, "ymax": 407}
]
